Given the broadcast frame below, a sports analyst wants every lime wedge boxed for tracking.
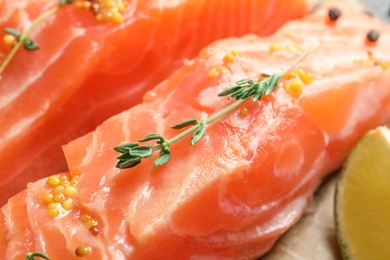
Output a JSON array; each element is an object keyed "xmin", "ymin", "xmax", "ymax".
[{"xmin": 335, "ymin": 126, "xmax": 390, "ymax": 260}]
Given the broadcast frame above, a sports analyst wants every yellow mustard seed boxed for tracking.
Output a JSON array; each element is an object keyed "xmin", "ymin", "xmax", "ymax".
[
  {"xmin": 294, "ymin": 68, "xmax": 314, "ymax": 84},
  {"xmin": 90, "ymin": 0, "xmax": 126, "ymax": 23},
  {"xmin": 75, "ymin": 246, "xmax": 91, "ymax": 257},
  {"xmin": 283, "ymin": 71, "xmax": 297, "ymax": 80},
  {"xmin": 218, "ymin": 66, "xmax": 229, "ymax": 75},
  {"xmin": 54, "ymin": 185, "xmax": 65, "ymax": 194},
  {"xmin": 284, "ymin": 79, "xmax": 304, "ymax": 96},
  {"xmin": 47, "ymin": 176, "xmax": 60, "ymax": 187},
  {"xmin": 111, "ymin": 12, "xmax": 123, "ymax": 23},
  {"xmin": 104, "ymin": 0, "xmax": 118, "ymax": 8},
  {"xmin": 270, "ymin": 42, "xmax": 281, "ymax": 52},
  {"xmin": 47, "ymin": 202, "xmax": 61, "ymax": 218},
  {"xmin": 284, "ymin": 84, "xmax": 292, "ymax": 94},
  {"xmin": 230, "ymin": 49, "xmax": 238, "ymax": 57},
  {"xmin": 43, "ymin": 193, "xmax": 54, "ymax": 205},
  {"xmin": 294, "ymin": 68, "xmax": 305, "ymax": 77},
  {"xmin": 381, "ymin": 62, "xmax": 390, "ymax": 70},
  {"xmin": 208, "ymin": 67, "xmax": 218, "ymax": 77},
  {"xmin": 101, "ymin": 10, "xmax": 113, "ymax": 21},
  {"xmin": 240, "ymin": 107, "xmax": 249, "ymax": 115},
  {"xmin": 83, "ymin": 1, "xmax": 92, "ymax": 9},
  {"xmin": 290, "ymin": 79, "xmax": 304, "ymax": 92},
  {"xmin": 86, "ymin": 219, "xmax": 98, "ymax": 229},
  {"xmin": 47, "ymin": 208, "xmax": 60, "ymax": 218},
  {"xmin": 3, "ymin": 34, "xmax": 17, "ymax": 47},
  {"xmin": 223, "ymin": 53, "xmax": 235, "ymax": 63},
  {"xmin": 62, "ymin": 198, "xmax": 73, "ymax": 210},
  {"xmin": 117, "ymin": 2, "xmax": 126, "ymax": 12},
  {"xmin": 300, "ymin": 72, "xmax": 314, "ymax": 84},
  {"xmin": 60, "ymin": 179, "xmax": 70, "ymax": 186},
  {"xmin": 59, "ymin": 175, "xmax": 69, "ymax": 186},
  {"xmin": 53, "ymin": 192, "xmax": 65, "ymax": 203},
  {"xmin": 59, "ymin": 175, "xmax": 69, "ymax": 182},
  {"xmin": 48, "ymin": 202, "xmax": 61, "ymax": 209},
  {"xmin": 81, "ymin": 213, "xmax": 91, "ymax": 222},
  {"xmin": 70, "ymin": 178, "xmax": 79, "ymax": 187},
  {"xmin": 64, "ymin": 185, "xmax": 77, "ymax": 197}
]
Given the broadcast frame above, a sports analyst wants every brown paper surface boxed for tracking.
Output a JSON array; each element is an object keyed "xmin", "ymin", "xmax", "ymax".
[{"xmin": 262, "ymin": 174, "xmax": 343, "ymax": 259}]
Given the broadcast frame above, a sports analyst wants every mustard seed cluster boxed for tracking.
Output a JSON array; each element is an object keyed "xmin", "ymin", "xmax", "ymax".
[{"xmin": 43, "ymin": 174, "xmax": 79, "ymax": 218}]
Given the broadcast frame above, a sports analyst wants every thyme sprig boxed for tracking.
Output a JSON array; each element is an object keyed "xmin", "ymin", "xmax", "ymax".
[
  {"xmin": 217, "ymin": 73, "xmax": 281, "ymax": 101},
  {"xmin": 25, "ymin": 252, "xmax": 50, "ymax": 260},
  {"xmin": 4, "ymin": 28, "xmax": 40, "ymax": 51},
  {"xmin": 115, "ymin": 51, "xmax": 310, "ymax": 169},
  {"xmin": 0, "ymin": 0, "xmax": 74, "ymax": 75}
]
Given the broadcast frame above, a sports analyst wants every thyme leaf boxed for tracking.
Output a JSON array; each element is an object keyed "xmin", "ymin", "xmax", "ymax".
[
  {"xmin": 154, "ymin": 149, "xmax": 171, "ymax": 167},
  {"xmin": 217, "ymin": 72, "xmax": 283, "ymax": 101},
  {"xmin": 171, "ymin": 119, "xmax": 200, "ymax": 129},
  {"xmin": 4, "ymin": 28, "xmax": 22, "ymax": 37},
  {"xmin": 191, "ymin": 122, "xmax": 206, "ymax": 145},
  {"xmin": 116, "ymin": 156, "xmax": 142, "ymax": 169},
  {"xmin": 25, "ymin": 252, "xmax": 50, "ymax": 260},
  {"xmin": 129, "ymin": 145, "xmax": 153, "ymax": 158},
  {"xmin": 23, "ymin": 38, "xmax": 40, "ymax": 51},
  {"xmin": 115, "ymin": 135, "xmax": 172, "ymax": 168},
  {"xmin": 138, "ymin": 134, "xmax": 166, "ymax": 143},
  {"xmin": 59, "ymin": 0, "xmax": 75, "ymax": 6},
  {"xmin": 115, "ymin": 51, "xmax": 310, "ymax": 169},
  {"xmin": 0, "ymin": 7, "xmax": 59, "ymax": 75},
  {"xmin": 0, "ymin": 0, "xmax": 76, "ymax": 75}
]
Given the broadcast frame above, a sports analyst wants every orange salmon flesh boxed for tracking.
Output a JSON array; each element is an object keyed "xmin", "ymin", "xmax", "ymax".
[
  {"xmin": 0, "ymin": 0, "xmax": 315, "ymax": 205},
  {"xmin": 2, "ymin": 3, "xmax": 390, "ymax": 260}
]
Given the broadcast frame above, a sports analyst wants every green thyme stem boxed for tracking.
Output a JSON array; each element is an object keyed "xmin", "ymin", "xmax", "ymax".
[
  {"xmin": 115, "ymin": 51, "xmax": 310, "ymax": 168},
  {"xmin": 0, "ymin": 7, "xmax": 59, "ymax": 75},
  {"xmin": 166, "ymin": 51, "xmax": 309, "ymax": 146},
  {"xmin": 283, "ymin": 50, "xmax": 310, "ymax": 74},
  {"xmin": 124, "ymin": 96, "xmax": 248, "ymax": 168},
  {"xmin": 272, "ymin": 50, "xmax": 310, "ymax": 78},
  {"xmin": 165, "ymin": 99, "xmax": 247, "ymax": 147}
]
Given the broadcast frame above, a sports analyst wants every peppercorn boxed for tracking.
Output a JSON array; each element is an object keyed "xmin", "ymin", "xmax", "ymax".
[
  {"xmin": 367, "ymin": 29, "xmax": 380, "ymax": 42},
  {"xmin": 328, "ymin": 8, "xmax": 341, "ymax": 21}
]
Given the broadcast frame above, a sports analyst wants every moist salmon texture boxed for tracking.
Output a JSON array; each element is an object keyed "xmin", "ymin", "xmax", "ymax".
[
  {"xmin": 2, "ymin": 4, "xmax": 390, "ymax": 260},
  {"xmin": 0, "ymin": 0, "xmax": 315, "ymax": 205}
]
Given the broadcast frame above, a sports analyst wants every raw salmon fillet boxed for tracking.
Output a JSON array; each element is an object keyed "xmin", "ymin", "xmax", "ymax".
[
  {"xmin": 0, "ymin": 0, "xmax": 315, "ymax": 205},
  {"xmin": 2, "ymin": 4, "xmax": 390, "ymax": 259}
]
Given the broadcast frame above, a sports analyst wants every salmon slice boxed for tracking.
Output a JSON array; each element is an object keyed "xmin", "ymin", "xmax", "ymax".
[
  {"xmin": 0, "ymin": 0, "xmax": 314, "ymax": 205},
  {"xmin": 2, "ymin": 4, "xmax": 390, "ymax": 259}
]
